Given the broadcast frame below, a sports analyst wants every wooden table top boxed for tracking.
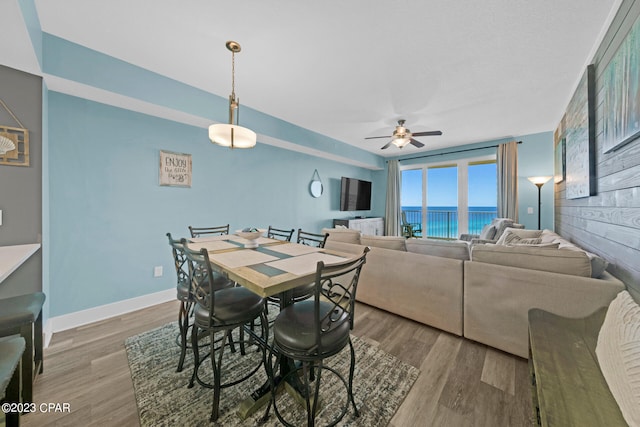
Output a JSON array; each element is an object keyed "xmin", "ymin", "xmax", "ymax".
[{"xmin": 186, "ymin": 236, "xmax": 352, "ymax": 298}]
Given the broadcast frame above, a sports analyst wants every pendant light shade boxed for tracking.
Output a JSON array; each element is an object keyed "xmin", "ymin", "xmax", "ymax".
[
  {"xmin": 209, "ymin": 41, "xmax": 256, "ymax": 149},
  {"xmin": 209, "ymin": 123, "xmax": 256, "ymax": 149}
]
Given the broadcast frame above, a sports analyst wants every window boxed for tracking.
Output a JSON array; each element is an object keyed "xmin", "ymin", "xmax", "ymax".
[{"xmin": 401, "ymin": 156, "xmax": 497, "ymax": 239}]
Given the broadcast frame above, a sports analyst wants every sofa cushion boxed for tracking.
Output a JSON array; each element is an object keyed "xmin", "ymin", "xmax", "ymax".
[
  {"xmin": 539, "ymin": 230, "xmax": 609, "ymax": 278},
  {"xmin": 471, "ymin": 244, "xmax": 592, "ymax": 277},
  {"xmin": 406, "ymin": 238, "xmax": 470, "ymax": 260},
  {"xmin": 321, "ymin": 228, "xmax": 361, "ymax": 245},
  {"xmin": 361, "ymin": 235, "xmax": 406, "ymax": 251},
  {"xmin": 496, "ymin": 228, "xmax": 543, "ymax": 245},
  {"xmin": 479, "ymin": 224, "xmax": 497, "ymax": 240},
  {"xmin": 596, "ymin": 290, "xmax": 640, "ymax": 427}
]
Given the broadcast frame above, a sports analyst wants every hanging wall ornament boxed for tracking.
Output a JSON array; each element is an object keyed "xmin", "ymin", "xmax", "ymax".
[
  {"xmin": 0, "ymin": 98, "xmax": 30, "ymax": 166},
  {"xmin": 309, "ymin": 169, "xmax": 323, "ymax": 198}
]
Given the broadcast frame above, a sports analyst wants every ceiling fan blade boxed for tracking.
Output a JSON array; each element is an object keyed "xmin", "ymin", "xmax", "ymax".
[
  {"xmin": 411, "ymin": 130, "xmax": 443, "ymax": 137},
  {"xmin": 365, "ymin": 135, "xmax": 392, "ymax": 140},
  {"xmin": 409, "ymin": 138, "xmax": 424, "ymax": 148},
  {"xmin": 381, "ymin": 140, "xmax": 393, "ymax": 150}
]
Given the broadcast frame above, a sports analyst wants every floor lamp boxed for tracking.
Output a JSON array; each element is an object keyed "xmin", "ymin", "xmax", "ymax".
[{"xmin": 527, "ymin": 176, "xmax": 552, "ymax": 230}]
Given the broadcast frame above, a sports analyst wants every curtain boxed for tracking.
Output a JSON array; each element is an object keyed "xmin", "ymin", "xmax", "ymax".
[
  {"xmin": 497, "ymin": 141, "xmax": 518, "ymax": 221},
  {"xmin": 385, "ymin": 160, "xmax": 401, "ymax": 236}
]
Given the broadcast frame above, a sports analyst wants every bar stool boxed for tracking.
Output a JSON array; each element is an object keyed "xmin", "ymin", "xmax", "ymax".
[
  {"xmin": 0, "ymin": 292, "xmax": 46, "ymax": 403},
  {"xmin": 0, "ymin": 336, "xmax": 25, "ymax": 427},
  {"xmin": 263, "ymin": 248, "xmax": 369, "ymax": 427}
]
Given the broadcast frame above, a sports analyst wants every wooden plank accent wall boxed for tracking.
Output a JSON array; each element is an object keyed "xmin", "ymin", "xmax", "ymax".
[{"xmin": 555, "ymin": 0, "xmax": 640, "ymax": 301}]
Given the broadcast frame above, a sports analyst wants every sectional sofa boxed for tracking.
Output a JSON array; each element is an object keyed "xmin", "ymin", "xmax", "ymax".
[{"xmin": 322, "ymin": 227, "xmax": 626, "ymax": 358}]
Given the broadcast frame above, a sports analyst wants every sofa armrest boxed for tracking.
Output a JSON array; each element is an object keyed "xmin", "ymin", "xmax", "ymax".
[
  {"xmin": 470, "ymin": 238, "xmax": 497, "ymax": 245},
  {"xmin": 464, "ymin": 261, "xmax": 625, "ymax": 358},
  {"xmin": 458, "ymin": 233, "xmax": 478, "ymax": 242}
]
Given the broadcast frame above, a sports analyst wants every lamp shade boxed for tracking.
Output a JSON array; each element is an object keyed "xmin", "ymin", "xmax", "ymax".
[
  {"xmin": 527, "ymin": 176, "xmax": 552, "ymax": 186},
  {"xmin": 209, "ymin": 123, "xmax": 256, "ymax": 149}
]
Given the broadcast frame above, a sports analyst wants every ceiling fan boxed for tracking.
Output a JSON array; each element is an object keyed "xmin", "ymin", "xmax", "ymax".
[{"xmin": 365, "ymin": 119, "xmax": 442, "ymax": 150}]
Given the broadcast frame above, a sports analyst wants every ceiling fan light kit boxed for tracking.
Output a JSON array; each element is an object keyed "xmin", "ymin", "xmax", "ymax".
[{"xmin": 365, "ymin": 119, "xmax": 442, "ymax": 150}]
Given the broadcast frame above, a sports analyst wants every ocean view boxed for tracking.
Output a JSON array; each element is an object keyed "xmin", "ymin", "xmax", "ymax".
[{"xmin": 402, "ymin": 206, "xmax": 498, "ymax": 238}]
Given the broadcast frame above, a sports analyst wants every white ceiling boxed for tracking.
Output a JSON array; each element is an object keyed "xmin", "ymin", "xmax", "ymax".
[{"xmin": 5, "ymin": 1, "xmax": 622, "ymax": 156}]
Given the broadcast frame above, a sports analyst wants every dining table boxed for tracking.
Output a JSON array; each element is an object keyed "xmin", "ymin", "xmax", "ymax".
[{"xmin": 185, "ymin": 232, "xmax": 357, "ymax": 419}]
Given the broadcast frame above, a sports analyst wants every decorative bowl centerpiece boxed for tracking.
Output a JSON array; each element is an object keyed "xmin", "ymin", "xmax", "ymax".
[{"xmin": 235, "ymin": 228, "xmax": 265, "ymax": 248}]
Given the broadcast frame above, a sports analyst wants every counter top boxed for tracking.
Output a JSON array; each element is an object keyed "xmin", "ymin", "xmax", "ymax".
[{"xmin": 0, "ymin": 243, "xmax": 41, "ymax": 284}]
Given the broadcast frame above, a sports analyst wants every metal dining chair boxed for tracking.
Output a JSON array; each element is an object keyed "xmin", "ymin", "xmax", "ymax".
[
  {"xmin": 267, "ymin": 226, "xmax": 295, "ymax": 241},
  {"xmin": 166, "ymin": 233, "xmax": 234, "ymax": 372},
  {"xmin": 263, "ymin": 247, "xmax": 369, "ymax": 427},
  {"xmin": 182, "ymin": 241, "xmax": 268, "ymax": 422},
  {"xmin": 188, "ymin": 224, "xmax": 230, "ymax": 238},
  {"xmin": 296, "ymin": 229, "xmax": 328, "ymax": 248}
]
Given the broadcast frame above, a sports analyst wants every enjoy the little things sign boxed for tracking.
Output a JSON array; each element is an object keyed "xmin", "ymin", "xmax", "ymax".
[{"xmin": 159, "ymin": 150, "xmax": 192, "ymax": 187}]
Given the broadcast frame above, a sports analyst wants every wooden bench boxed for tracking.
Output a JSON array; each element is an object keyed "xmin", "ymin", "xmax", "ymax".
[{"xmin": 528, "ymin": 307, "xmax": 627, "ymax": 426}]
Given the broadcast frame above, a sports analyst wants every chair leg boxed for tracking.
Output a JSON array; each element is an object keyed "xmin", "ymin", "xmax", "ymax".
[
  {"xmin": 20, "ymin": 323, "xmax": 33, "ymax": 403},
  {"xmin": 176, "ymin": 300, "xmax": 191, "ymax": 372},
  {"xmin": 348, "ymin": 338, "xmax": 360, "ymax": 417},
  {"xmin": 5, "ymin": 357, "xmax": 21, "ymax": 427},
  {"xmin": 35, "ymin": 311, "xmax": 43, "ymax": 375},
  {"xmin": 210, "ymin": 329, "xmax": 229, "ymax": 422},
  {"xmin": 188, "ymin": 324, "xmax": 199, "ymax": 388}
]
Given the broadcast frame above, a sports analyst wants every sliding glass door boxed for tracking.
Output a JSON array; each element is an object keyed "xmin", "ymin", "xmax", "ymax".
[{"xmin": 401, "ymin": 156, "xmax": 497, "ymax": 239}]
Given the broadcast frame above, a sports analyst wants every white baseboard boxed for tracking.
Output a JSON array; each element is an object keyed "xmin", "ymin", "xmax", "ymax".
[{"xmin": 44, "ymin": 288, "xmax": 175, "ymax": 347}]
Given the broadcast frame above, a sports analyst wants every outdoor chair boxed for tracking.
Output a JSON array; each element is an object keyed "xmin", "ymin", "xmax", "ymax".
[
  {"xmin": 263, "ymin": 247, "xmax": 369, "ymax": 427},
  {"xmin": 401, "ymin": 211, "xmax": 421, "ymax": 238}
]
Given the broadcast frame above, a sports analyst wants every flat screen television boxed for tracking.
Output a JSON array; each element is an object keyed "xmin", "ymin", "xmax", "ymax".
[{"xmin": 340, "ymin": 177, "xmax": 372, "ymax": 211}]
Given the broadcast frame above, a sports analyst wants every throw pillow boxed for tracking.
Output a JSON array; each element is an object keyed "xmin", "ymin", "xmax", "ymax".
[
  {"xmin": 596, "ymin": 291, "xmax": 640, "ymax": 427},
  {"xmin": 479, "ymin": 224, "xmax": 497, "ymax": 240},
  {"xmin": 496, "ymin": 227, "xmax": 542, "ymax": 245}
]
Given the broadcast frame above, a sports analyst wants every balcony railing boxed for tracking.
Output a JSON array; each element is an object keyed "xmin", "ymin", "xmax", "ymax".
[{"xmin": 402, "ymin": 208, "xmax": 497, "ymax": 239}]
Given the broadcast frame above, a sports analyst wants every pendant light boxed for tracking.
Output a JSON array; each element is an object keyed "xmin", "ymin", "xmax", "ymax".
[{"xmin": 209, "ymin": 41, "xmax": 256, "ymax": 149}]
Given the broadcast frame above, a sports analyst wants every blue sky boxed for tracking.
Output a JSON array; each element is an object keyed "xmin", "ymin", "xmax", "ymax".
[{"xmin": 401, "ymin": 163, "xmax": 497, "ymax": 207}]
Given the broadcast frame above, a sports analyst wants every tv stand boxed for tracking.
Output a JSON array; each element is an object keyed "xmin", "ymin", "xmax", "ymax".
[{"xmin": 333, "ymin": 217, "xmax": 384, "ymax": 236}]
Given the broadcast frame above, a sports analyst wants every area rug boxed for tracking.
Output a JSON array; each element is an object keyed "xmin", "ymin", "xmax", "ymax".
[{"xmin": 125, "ymin": 322, "xmax": 419, "ymax": 426}]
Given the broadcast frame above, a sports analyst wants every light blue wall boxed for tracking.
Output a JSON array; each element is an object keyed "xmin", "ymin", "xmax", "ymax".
[
  {"xmin": 393, "ymin": 131, "xmax": 555, "ymax": 230},
  {"xmin": 47, "ymin": 92, "xmax": 383, "ymax": 317},
  {"xmin": 516, "ymin": 131, "xmax": 554, "ymax": 230}
]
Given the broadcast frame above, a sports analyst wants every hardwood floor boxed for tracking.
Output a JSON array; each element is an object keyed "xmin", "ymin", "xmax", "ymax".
[{"xmin": 21, "ymin": 301, "xmax": 534, "ymax": 426}]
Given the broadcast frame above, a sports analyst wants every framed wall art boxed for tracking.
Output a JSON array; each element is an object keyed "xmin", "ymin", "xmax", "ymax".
[
  {"xmin": 565, "ymin": 65, "xmax": 596, "ymax": 199},
  {"xmin": 159, "ymin": 150, "xmax": 192, "ymax": 187},
  {"xmin": 602, "ymin": 13, "xmax": 640, "ymax": 153}
]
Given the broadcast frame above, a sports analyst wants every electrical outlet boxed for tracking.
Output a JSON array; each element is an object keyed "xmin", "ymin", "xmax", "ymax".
[
  {"xmin": 527, "ymin": 207, "xmax": 534, "ymax": 214},
  {"xmin": 153, "ymin": 266, "xmax": 163, "ymax": 277}
]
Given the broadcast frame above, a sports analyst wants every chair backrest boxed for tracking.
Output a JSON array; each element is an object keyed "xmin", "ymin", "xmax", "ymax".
[
  {"xmin": 267, "ymin": 226, "xmax": 295, "ymax": 242},
  {"xmin": 312, "ymin": 247, "xmax": 369, "ymax": 348},
  {"xmin": 296, "ymin": 229, "xmax": 328, "ymax": 248},
  {"xmin": 182, "ymin": 239, "xmax": 218, "ymax": 328},
  {"xmin": 188, "ymin": 224, "xmax": 230, "ymax": 238},
  {"xmin": 166, "ymin": 233, "xmax": 188, "ymax": 285}
]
